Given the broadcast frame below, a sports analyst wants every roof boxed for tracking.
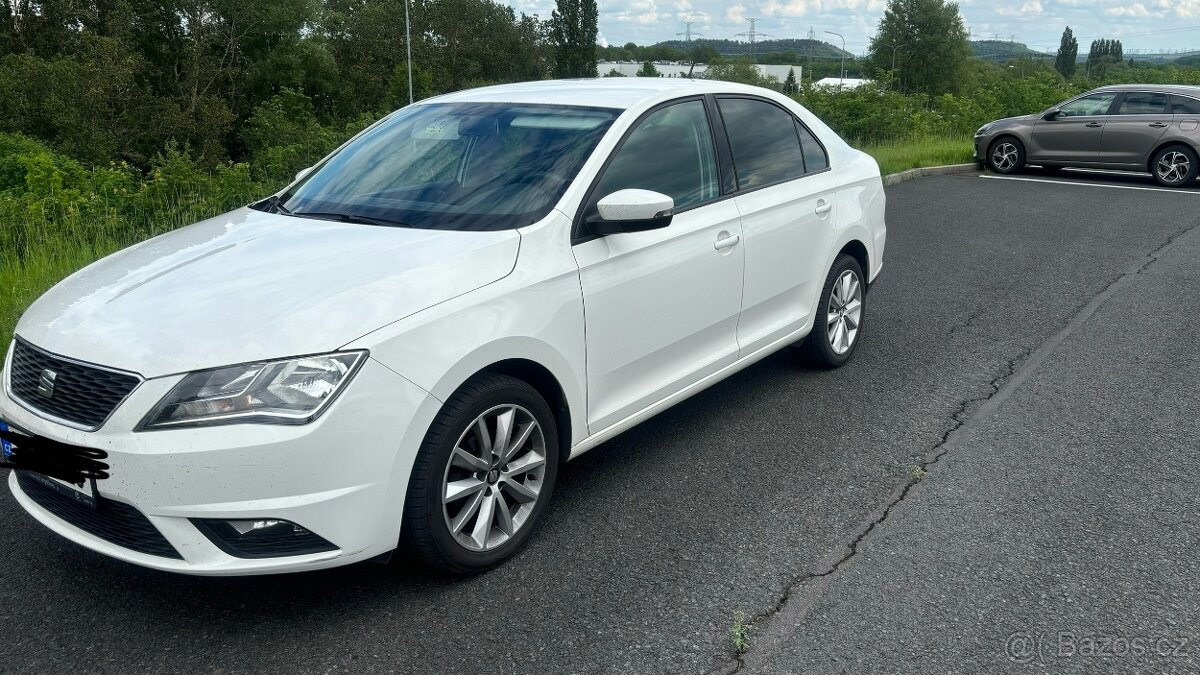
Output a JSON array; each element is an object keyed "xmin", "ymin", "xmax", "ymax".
[
  {"xmin": 814, "ymin": 77, "xmax": 872, "ymax": 90},
  {"xmin": 421, "ymin": 78, "xmax": 769, "ymax": 110},
  {"xmin": 1092, "ymin": 83, "xmax": 1200, "ymax": 95}
]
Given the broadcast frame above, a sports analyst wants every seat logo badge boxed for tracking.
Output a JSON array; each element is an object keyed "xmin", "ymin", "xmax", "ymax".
[{"xmin": 37, "ymin": 369, "xmax": 57, "ymax": 398}]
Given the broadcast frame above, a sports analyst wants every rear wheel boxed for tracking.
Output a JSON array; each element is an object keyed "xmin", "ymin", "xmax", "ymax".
[
  {"xmin": 799, "ymin": 254, "xmax": 866, "ymax": 369},
  {"xmin": 1151, "ymin": 145, "xmax": 1199, "ymax": 187},
  {"xmin": 987, "ymin": 137, "xmax": 1025, "ymax": 175},
  {"xmin": 402, "ymin": 373, "xmax": 559, "ymax": 574}
]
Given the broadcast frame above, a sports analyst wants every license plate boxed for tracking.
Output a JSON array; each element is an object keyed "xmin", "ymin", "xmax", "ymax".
[
  {"xmin": 2, "ymin": 421, "xmax": 98, "ymax": 508},
  {"xmin": 25, "ymin": 471, "xmax": 98, "ymax": 509},
  {"xmin": 0, "ymin": 421, "xmax": 13, "ymax": 459}
]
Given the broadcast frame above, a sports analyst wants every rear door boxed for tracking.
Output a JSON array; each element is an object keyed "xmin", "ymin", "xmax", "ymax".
[
  {"xmin": 715, "ymin": 96, "xmax": 837, "ymax": 355},
  {"xmin": 1030, "ymin": 91, "xmax": 1118, "ymax": 163},
  {"xmin": 1098, "ymin": 91, "xmax": 1171, "ymax": 166}
]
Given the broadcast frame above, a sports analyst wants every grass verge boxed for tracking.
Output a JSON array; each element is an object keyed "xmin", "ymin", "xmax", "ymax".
[{"xmin": 862, "ymin": 136, "xmax": 974, "ymax": 176}]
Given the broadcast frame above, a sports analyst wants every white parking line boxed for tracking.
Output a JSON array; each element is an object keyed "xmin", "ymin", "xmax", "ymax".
[{"xmin": 980, "ymin": 174, "xmax": 1200, "ymax": 195}]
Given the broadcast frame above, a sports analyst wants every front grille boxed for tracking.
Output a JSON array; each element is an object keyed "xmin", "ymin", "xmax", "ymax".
[
  {"xmin": 16, "ymin": 471, "xmax": 182, "ymax": 559},
  {"xmin": 8, "ymin": 339, "xmax": 141, "ymax": 430}
]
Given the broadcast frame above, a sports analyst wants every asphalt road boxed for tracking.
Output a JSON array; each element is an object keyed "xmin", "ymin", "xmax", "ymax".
[{"xmin": 2, "ymin": 172, "xmax": 1198, "ymax": 674}]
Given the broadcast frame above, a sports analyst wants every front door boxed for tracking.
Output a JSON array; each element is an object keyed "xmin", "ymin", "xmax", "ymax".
[
  {"xmin": 574, "ymin": 99, "xmax": 744, "ymax": 432},
  {"xmin": 1098, "ymin": 91, "xmax": 1171, "ymax": 166},
  {"xmin": 1031, "ymin": 91, "xmax": 1118, "ymax": 163}
]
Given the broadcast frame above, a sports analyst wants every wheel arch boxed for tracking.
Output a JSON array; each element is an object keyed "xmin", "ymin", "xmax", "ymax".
[
  {"xmin": 1146, "ymin": 140, "xmax": 1199, "ymax": 174},
  {"xmin": 837, "ymin": 239, "xmax": 870, "ymax": 290},
  {"xmin": 461, "ymin": 358, "xmax": 573, "ymax": 462}
]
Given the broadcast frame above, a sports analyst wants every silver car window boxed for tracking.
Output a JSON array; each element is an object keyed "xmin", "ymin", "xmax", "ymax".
[
  {"xmin": 1114, "ymin": 92, "xmax": 1168, "ymax": 115},
  {"xmin": 1060, "ymin": 93, "xmax": 1117, "ymax": 117}
]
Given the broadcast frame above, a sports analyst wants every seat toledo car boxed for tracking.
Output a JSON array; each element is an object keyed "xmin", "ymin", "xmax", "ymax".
[
  {"xmin": 1, "ymin": 78, "xmax": 885, "ymax": 575},
  {"xmin": 975, "ymin": 84, "xmax": 1200, "ymax": 187}
]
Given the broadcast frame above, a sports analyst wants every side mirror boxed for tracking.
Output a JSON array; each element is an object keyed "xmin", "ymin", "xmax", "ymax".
[
  {"xmin": 1042, "ymin": 109, "xmax": 1062, "ymax": 121},
  {"xmin": 587, "ymin": 189, "xmax": 674, "ymax": 236},
  {"xmin": 295, "ymin": 166, "xmax": 315, "ymax": 183}
]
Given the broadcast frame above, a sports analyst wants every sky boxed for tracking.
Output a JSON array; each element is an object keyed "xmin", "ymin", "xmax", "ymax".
[{"xmin": 504, "ymin": 0, "xmax": 1200, "ymax": 56}]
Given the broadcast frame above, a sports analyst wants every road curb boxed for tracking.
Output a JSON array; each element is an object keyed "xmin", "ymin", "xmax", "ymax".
[{"xmin": 883, "ymin": 163, "xmax": 979, "ymax": 186}]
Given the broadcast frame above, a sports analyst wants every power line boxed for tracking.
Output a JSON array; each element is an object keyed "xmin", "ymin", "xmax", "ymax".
[
  {"xmin": 734, "ymin": 18, "xmax": 773, "ymax": 61},
  {"xmin": 677, "ymin": 21, "xmax": 702, "ymax": 45}
]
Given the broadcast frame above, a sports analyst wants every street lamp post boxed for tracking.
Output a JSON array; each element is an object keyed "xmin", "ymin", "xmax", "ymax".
[
  {"xmin": 404, "ymin": 0, "xmax": 414, "ymax": 105},
  {"xmin": 825, "ymin": 30, "xmax": 846, "ymax": 85},
  {"xmin": 879, "ymin": 41, "xmax": 901, "ymax": 88}
]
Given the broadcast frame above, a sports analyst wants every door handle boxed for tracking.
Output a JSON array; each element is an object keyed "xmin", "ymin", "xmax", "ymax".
[
  {"xmin": 1150, "ymin": 122, "xmax": 1169, "ymax": 128},
  {"xmin": 1085, "ymin": 121, "xmax": 1103, "ymax": 128},
  {"xmin": 815, "ymin": 200, "xmax": 833, "ymax": 216},
  {"xmin": 714, "ymin": 233, "xmax": 740, "ymax": 250}
]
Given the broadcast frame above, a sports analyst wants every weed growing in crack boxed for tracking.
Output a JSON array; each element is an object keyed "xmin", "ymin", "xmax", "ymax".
[
  {"xmin": 731, "ymin": 611, "xmax": 751, "ymax": 653},
  {"xmin": 909, "ymin": 465, "xmax": 927, "ymax": 482}
]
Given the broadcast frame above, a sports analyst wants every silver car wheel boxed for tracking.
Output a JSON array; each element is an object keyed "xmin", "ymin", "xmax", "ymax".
[
  {"xmin": 1156, "ymin": 151, "xmax": 1191, "ymax": 185},
  {"xmin": 442, "ymin": 404, "xmax": 547, "ymax": 552},
  {"xmin": 827, "ymin": 269, "xmax": 863, "ymax": 355},
  {"xmin": 991, "ymin": 142, "xmax": 1019, "ymax": 172}
]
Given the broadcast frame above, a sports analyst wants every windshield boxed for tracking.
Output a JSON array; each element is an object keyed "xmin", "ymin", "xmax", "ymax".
[{"xmin": 260, "ymin": 102, "xmax": 620, "ymax": 231}]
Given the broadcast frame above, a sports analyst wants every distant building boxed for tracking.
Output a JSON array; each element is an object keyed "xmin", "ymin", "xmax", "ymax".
[
  {"xmin": 598, "ymin": 61, "xmax": 801, "ymax": 82},
  {"xmin": 813, "ymin": 77, "xmax": 872, "ymax": 90}
]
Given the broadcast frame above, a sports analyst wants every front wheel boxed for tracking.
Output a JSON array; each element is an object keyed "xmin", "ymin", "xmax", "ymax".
[
  {"xmin": 402, "ymin": 373, "xmax": 559, "ymax": 574},
  {"xmin": 799, "ymin": 254, "xmax": 866, "ymax": 368},
  {"xmin": 1152, "ymin": 145, "xmax": 1199, "ymax": 187},
  {"xmin": 987, "ymin": 137, "xmax": 1025, "ymax": 175}
]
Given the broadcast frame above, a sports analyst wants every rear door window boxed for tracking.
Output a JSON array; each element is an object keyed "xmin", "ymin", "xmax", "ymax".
[
  {"xmin": 1114, "ymin": 92, "xmax": 1168, "ymax": 115},
  {"xmin": 718, "ymin": 98, "xmax": 807, "ymax": 190}
]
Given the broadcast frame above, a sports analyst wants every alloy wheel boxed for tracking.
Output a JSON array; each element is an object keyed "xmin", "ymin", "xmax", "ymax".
[
  {"xmin": 991, "ymin": 142, "xmax": 1018, "ymax": 172},
  {"xmin": 827, "ymin": 269, "xmax": 863, "ymax": 355},
  {"xmin": 1156, "ymin": 151, "xmax": 1191, "ymax": 185},
  {"xmin": 442, "ymin": 404, "xmax": 547, "ymax": 552}
]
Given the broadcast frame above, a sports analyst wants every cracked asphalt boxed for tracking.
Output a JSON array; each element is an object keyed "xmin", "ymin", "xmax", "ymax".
[{"xmin": 2, "ymin": 172, "xmax": 1198, "ymax": 674}]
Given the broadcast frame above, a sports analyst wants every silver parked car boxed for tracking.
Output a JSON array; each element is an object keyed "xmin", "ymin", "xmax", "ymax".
[{"xmin": 974, "ymin": 84, "xmax": 1200, "ymax": 187}]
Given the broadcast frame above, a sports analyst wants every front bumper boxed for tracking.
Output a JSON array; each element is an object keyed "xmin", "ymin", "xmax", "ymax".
[
  {"xmin": 973, "ymin": 134, "xmax": 987, "ymax": 163},
  {"xmin": 2, "ymin": 356, "xmax": 442, "ymax": 575}
]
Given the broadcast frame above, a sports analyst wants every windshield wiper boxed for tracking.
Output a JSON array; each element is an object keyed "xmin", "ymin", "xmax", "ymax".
[
  {"xmin": 290, "ymin": 211, "xmax": 413, "ymax": 228},
  {"xmin": 257, "ymin": 195, "xmax": 294, "ymax": 215}
]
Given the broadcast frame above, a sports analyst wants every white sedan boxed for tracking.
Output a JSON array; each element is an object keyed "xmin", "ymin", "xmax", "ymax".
[{"xmin": 0, "ymin": 78, "xmax": 885, "ymax": 575}]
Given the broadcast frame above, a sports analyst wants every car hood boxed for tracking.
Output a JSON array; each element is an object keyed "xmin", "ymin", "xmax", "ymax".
[
  {"xmin": 14, "ymin": 208, "xmax": 520, "ymax": 377},
  {"xmin": 988, "ymin": 114, "xmax": 1036, "ymax": 128}
]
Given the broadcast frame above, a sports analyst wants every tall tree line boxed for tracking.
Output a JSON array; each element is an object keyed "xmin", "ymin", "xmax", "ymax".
[{"xmin": 0, "ymin": 0, "xmax": 597, "ymax": 167}]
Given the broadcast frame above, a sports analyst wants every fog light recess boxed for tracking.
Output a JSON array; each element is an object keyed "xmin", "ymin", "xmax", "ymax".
[{"xmin": 192, "ymin": 518, "xmax": 338, "ymax": 558}]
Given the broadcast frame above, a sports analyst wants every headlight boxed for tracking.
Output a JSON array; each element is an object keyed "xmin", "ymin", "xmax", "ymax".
[
  {"xmin": 975, "ymin": 124, "xmax": 992, "ymax": 136},
  {"xmin": 137, "ymin": 352, "xmax": 366, "ymax": 430}
]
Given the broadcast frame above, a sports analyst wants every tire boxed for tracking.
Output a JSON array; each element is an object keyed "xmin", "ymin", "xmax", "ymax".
[
  {"xmin": 402, "ymin": 372, "xmax": 560, "ymax": 575},
  {"xmin": 799, "ymin": 254, "xmax": 867, "ymax": 369},
  {"xmin": 1151, "ymin": 145, "xmax": 1199, "ymax": 188},
  {"xmin": 987, "ymin": 136, "xmax": 1025, "ymax": 175}
]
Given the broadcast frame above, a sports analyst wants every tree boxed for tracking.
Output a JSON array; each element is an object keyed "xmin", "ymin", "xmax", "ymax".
[
  {"xmin": 550, "ymin": 0, "xmax": 598, "ymax": 78},
  {"xmin": 636, "ymin": 60, "xmax": 659, "ymax": 77},
  {"xmin": 868, "ymin": 0, "xmax": 971, "ymax": 97},
  {"xmin": 1087, "ymin": 38, "xmax": 1123, "ymax": 78},
  {"xmin": 604, "ymin": 67, "xmax": 625, "ymax": 77},
  {"xmin": 1055, "ymin": 26, "xmax": 1077, "ymax": 79},
  {"xmin": 704, "ymin": 58, "xmax": 769, "ymax": 86},
  {"xmin": 783, "ymin": 67, "xmax": 798, "ymax": 94}
]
